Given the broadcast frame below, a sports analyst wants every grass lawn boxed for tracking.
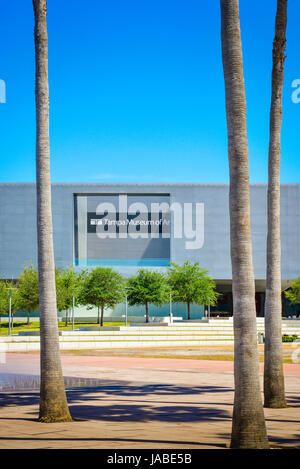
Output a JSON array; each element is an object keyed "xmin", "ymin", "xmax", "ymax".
[{"xmin": 0, "ymin": 321, "xmax": 127, "ymax": 335}]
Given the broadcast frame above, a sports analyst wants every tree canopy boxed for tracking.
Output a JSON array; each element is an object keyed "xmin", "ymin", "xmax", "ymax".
[
  {"xmin": 56, "ymin": 267, "xmax": 86, "ymax": 324},
  {"xmin": 167, "ymin": 261, "xmax": 218, "ymax": 319},
  {"xmin": 79, "ymin": 267, "xmax": 125, "ymax": 325},
  {"xmin": 285, "ymin": 276, "xmax": 300, "ymax": 305},
  {"xmin": 0, "ymin": 280, "xmax": 9, "ymax": 316},
  {"xmin": 126, "ymin": 269, "xmax": 170, "ymax": 322},
  {"xmin": 17, "ymin": 263, "xmax": 40, "ymax": 324}
]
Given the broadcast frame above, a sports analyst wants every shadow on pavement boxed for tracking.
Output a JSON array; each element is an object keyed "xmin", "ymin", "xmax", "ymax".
[
  {"xmin": 69, "ymin": 402, "xmax": 231, "ymax": 423},
  {"xmin": 0, "ymin": 383, "xmax": 233, "ymax": 424},
  {"xmin": 0, "ymin": 382, "xmax": 233, "ymax": 405}
]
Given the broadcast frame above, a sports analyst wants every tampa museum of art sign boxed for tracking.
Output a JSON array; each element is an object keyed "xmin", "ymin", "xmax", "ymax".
[{"xmin": 74, "ymin": 194, "xmax": 204, "ymax": 267}]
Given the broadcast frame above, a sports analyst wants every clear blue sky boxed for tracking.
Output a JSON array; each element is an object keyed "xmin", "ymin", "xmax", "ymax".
[{"xmin": 0, "ymin": 0, "xmax": 299, "ymax": 183}]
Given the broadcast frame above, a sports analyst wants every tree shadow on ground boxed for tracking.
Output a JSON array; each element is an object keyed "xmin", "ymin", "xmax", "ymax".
[
  {"xmin": 69, "ymin": 403, "xmax": 231, "ymax": 423},
  {"xmin": 218, "ymin": 430, "xmax": 300, "ymax": 449},
  {"xmin": 285, "ymin": 394, "xmax": 300, "ymax": 407},
  {"xmin": 0, "ymin": 382, "xmax": 233, "ymax": 424},
  {"xmin": 0, "ymin": 382, "xmax": 233, "ymax": 408},
  {"xmin": 66, "ymin": 383, "xmax": 234, "ymax": 398},
  {"xmin": 267, "ymin": 434, "xmax": 300, "ymax": 448},
  {"xmin": 0, "ymin": 391, "xmax": 40, "ymax": 408}
]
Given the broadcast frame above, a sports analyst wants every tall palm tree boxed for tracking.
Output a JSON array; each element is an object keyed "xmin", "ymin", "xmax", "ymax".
[
  {"xmin": 264, "ymin": 0, "xmax": 288, "ymax": 409},
  {"xmin": 33, "ymin": 0, "xmax": 72, "ymax": 422},
  {"xmin": 220, "ymin": 0, "xmax": 269, "ymax": 448}
]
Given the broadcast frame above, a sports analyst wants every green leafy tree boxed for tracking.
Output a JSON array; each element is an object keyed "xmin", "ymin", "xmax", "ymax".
[
  {"xmin": 17, "ymin": 263, "xmax": 40, "ymax": 325},
  {"xmin": 0, "ymin": 281, "xmax": 19, "ymax": 327},
  {"xmin": 0, "ymin": 280, "xmax": 9, "ymax": 317},
  {"xmin": 127, "ymin": 269, "xmax": 169, "ymax": 323},
  {"xmin": 56, "ymin": 267, "xmax": 86, "ymax": 325},
  {"xmin": 5, "ymin": 281, "xmax": 19, "ymax": 330},
  {"xmin": 167, "ymin": 261, "xmax": 219, "ymax": 320},
  {"xmin": 79, "ymin": 267, "xmax": 125, "ymax": 326},
  {"xmin": 285, "ymin": 276, "xmax": 300, "ymax": 305},
  {"xmin": 55, "ymin": 268, "xmax": 65, "ymax": 314}
]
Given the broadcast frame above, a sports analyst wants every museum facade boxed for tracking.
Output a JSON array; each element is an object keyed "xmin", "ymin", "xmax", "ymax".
[{"xmin": 0, "ymin": 183, "xmax": 299, "ymax": 318}]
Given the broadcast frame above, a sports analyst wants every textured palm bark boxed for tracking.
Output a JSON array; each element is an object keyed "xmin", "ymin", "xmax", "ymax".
[
  {"xmin": 264, "ymin": 0, "xmax": 288, "ymax": 409},
  {"xmin": 33, "ymin": 0, "xmax": 72, "ymax": 422},
  {"xmin": 220, "ymin": 0, "xmax": 269, "ymax": 448}
]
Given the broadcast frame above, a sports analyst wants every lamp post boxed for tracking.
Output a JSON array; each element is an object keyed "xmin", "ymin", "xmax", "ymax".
[
  {"xmin": 72, "ymin": 295, "xmax": 75, "ymax": 331},
  {"xmin": 125, "ymin": 289, "xmax": 128, "ymax": 327},
  {"xmin": 8, "ymin": 289, "xmax": 12, "ymax": 336},
  {"xmin": 169, "ymin": 291, "xmax": 173, "ymax": 323},
  {"xmin": 5, "ymin": 283, "xmax": 16, "ymax": 336}
]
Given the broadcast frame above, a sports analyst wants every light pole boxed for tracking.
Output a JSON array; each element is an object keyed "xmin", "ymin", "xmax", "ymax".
[
  {"xmin": 8, "ymin": 289, "xmax": 12, "ymax": 336},
  {"xmin": 72, "ymin": 295, "xmax": 75, "ymax": 331},
  {"xmin": 125, "ymin": 289, "xmax": 128, "ymax": 327}
]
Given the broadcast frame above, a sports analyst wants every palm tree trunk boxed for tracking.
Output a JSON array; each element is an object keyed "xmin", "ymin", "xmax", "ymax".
[
  {"xmin": 220, "ymin": 0, "xmax": 269, "ymax": 448},
  {"xmin": 264, "ymin": 0, "xmax": 288, "ymax": 409},
  {"xmin": 33, "ymin": 0, "xmax": 72, "ymax": 423}
]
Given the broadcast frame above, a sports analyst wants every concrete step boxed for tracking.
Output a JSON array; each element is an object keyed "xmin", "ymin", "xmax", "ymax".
[
  {"xmin": 0, "ymin": 338, "xmax": 235, "ymax": 352},
  {"xmin": 1, "ymin": 326, "xmax": 299, "ymax": 342},
  {"xmin": 0, "ymin": 333, "xmax": 236, "ymax": 343},
  {"xmin": 3, "ymin": 330, "xmax": 299, "ymax": 344},
  {"xmin": 1, "ymin": 320, "xmax": 298, "ymax": 352},
  {"xmin": 79, "ymin": 326, "xmax": 267, "ymax": 332}
]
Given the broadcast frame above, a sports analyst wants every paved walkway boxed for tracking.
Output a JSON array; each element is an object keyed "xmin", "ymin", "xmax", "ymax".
[{"xmin": 0, "ymin": 353, "xmax": 299, "ymax": 449}]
